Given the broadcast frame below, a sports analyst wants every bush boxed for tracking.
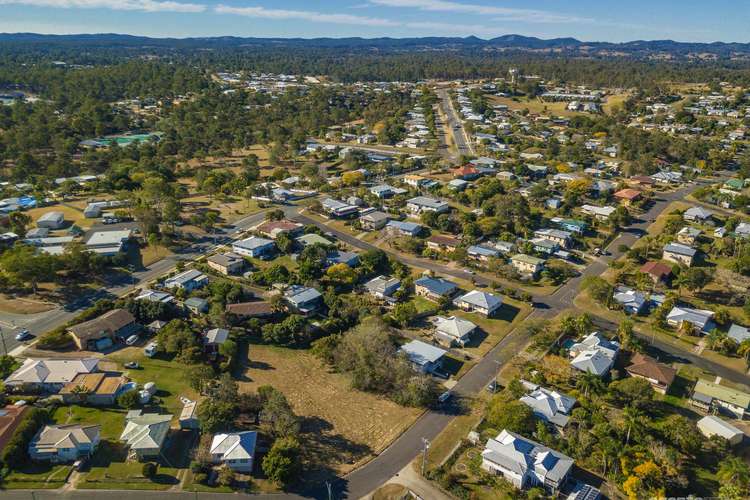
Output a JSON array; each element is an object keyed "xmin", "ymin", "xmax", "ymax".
[
  {"xmin": 217, "ymin": 465, "xmax": 234, "ymax": 487},
  {"xmin": 262, "ymin": 437, "xmax": 302, "ymax": 486},
  {"xmin": 36, "ymin": 328, "xmax": 74, "ymax": 350},
  {"xmin": 1, "ymin": 407, "xmax": 49, "ymax": 468},
  {"xmin": 194, "ymin": 472, "xmax": 208, "ymax": 485},
  {"xmin": 117, "ymin": 390, "xmax": 140, "ymax": 409},
  {"xmin": 142, "ymin": 462, "xmax": 158, "ymax": 478}
]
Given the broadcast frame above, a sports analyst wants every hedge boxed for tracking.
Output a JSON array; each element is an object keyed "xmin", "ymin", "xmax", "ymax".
[{"xmin": 1, "ymin": 407, "xmax": 49, "ymax": 469}]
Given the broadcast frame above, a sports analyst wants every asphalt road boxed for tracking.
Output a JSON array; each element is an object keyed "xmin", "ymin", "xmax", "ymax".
[{"xmin": 437, "ymin": 88, "xmax": 474, "ymax": 158}]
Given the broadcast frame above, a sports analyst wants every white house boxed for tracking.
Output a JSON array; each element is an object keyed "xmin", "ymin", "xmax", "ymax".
[
  {"xmin": 210, "ymin": 431, "xmax": 257, "ymax": 472},
  {"xmin": 453, "ymin": 290, "xmax": 503, "ymax": 317},
  {"xmin": 29, "ymin": 424, "xmax": 101, "ymax": 463}
]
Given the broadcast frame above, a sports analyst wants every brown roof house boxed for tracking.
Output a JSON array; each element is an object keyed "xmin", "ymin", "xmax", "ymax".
[
  {"xmin": 225, "ymin": 301, "xmax": 275, "ymax": 319},
  {"xmin": 639, "ymin": 261, "xmax": 672, "ymax": 284},
  {"xmin": 68, "ymin": 309, "xmax": 139, "ymax": 351},
  {"xmin": 426, "ymin": 234, "xmax": 461, "ymax": 252},
  {"xmin": 625, "ymin": 353, "xmax": 676, "ymax": 394},
  {"xmin": 0, "ymin": 405, "xmax": 29, "ymax": 453},
  {"xmin": 60, "ymin": 372, "xmax": 127, "ymax": 406},
  {"xmin": 613, "ymin": 188, "xmax": 642, "ymax": 206}
]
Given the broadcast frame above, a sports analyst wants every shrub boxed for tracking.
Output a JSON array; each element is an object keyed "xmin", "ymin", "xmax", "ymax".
[
  {"xmin": 36, "ymin": 328, "xmax": 74, "ymax": 350},
  {"xmin": 194, "ymin": 472, "xmax": 208, "ymax": 485},
  {"xmin": 217, "ymin": 465, "xmax": 234, "ymax": 487},
  {"xmin": 1, "ymin": 407, "xmax": 49, "ymax": 468},
  {"xmin": 117, "ymin": 390, "xmax": 140, "ymax": 409},
  {"xmin": 142, "ymin": 462, "xmax": 158, "ymax": 478}
]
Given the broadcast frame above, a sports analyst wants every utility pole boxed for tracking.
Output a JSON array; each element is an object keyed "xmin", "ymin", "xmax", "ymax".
[
  {"xmin": 421, "ymin": 437, "xmax": 430, "ymax": 477},
  {"xmin": 0, "ymin": 327, "xmax": 6, "ymax": 356}
]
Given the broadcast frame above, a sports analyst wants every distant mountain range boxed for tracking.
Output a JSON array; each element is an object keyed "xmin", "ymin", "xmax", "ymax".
[{"xmin": 2, "ymin": 33, "xmax": 750, "ymax": 59}]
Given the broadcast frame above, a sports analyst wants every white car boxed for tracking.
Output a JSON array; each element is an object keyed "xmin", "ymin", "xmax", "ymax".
[{"xmin": 125, "ymin": 335, "xmax": 139, "ymax": 346}]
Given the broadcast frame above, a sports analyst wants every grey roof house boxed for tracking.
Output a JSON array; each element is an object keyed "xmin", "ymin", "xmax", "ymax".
[{"xmin": 399, "ymin": 340, "xmax": 447, "ymax": 374}]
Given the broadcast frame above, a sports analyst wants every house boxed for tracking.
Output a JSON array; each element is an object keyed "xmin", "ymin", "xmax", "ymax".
[
  {"xmin": 467, "ymin": 245, "xmax": 500, "ymax": 262},
  {"xmin": 210, "ymin": 431, "xmax": 257, "ymax": 472},
  {"xmin": 481, "ymin": 430, "xmax": 574, "ymax": 493},
  {"xmin": 453, "ymin": 165, "xmax": 481, "ymax": 180},
  {"xmin": 386, "ymin": 220, "xmax": 423, "ymax": 236},
  {"xmin": 666, "ymin": 306, "xmax": 715, "ymax": 334},
  {"xmin": 364, "ymin": 275, "xmax": 401, "ymax": 301},
  {"xmin": 296, "ymin": 233, "xmax": 334, "ymax": 247},
  {"xmin": 321, "ymin": 198, "xmax": 359, "ymax": 218},
  {"xmin": 207, "ymin": 252, "xmax": 245, "ymax": 276},
  {"xmin": 5, "ymin": 358, "xmax": 99, "ymax": 393},
  {"xmin": 625, "ymin": 353, "xmax": 676, "ymax": 394},
  {"xmin": 68, "ymin": 309, "xmax": 138, "ymax": 351},
  {"xmin": 519, "ymin": 382, "xmax": 576, "ymax": 428},
  {"xmin": 551, "ymin": 218, "xmax": 587, "ymax": 235},
  {"xmin": 612, "ymin": 286, "xmax": 648, "ymax": 315},
  {"xmin": 369, "ymin": 184, "xmax": 399, "ymax": 199},
  {"xmin": 676, "ymin": 226, "xmax": 701, "ymax": 245},
  {"xmin": 613, "ymin": 189, "xmax": 642, "ymax": 206},
  {"xmin": 433, "ymin": 316, "xmax": 477, "ymax": 346},
  {"xmin": 0, "ymin": 405, "xmax": 29, "ymax": 452},
  {"xmin": 225, "ymin": 302, "xmax": 274, "ymax": 319},
  {"xmin": 232, "ymin": 236, "xmax": 276, "ymax": 259},
  {"xmin": 728, "ymin": 324, "xmax": 750, "ymax": 344},
  {"xmin": 60, "ymin": 372, "xmax": 127, "ymax": 406},
  {"xmin": 164, "ymin": 269, "xmax": 209, "ymax": 292},
  {"xmin": 662, "ymin": 243, "xmax": 697, "ymax": 267},
  {"xmin": 120, "ymin": 411, "xmax": 172, "ymax": 461},
  {"xmin": 531, "ymin": 237, "xmax": 559, "ymax": 255},
  {"xmin": 203, "ymin": 328, "xmax": 229, "ymax": 350},
  {"xmin": 403, "ymin": 174, "xmax": 431, "ymax": 188},
  {"xmin": 399, "ymin": 340, "xmax": 447, "ymax": 374},
  {"xmin": 511, "ymin": 254, "xmax": 545, "ymax": 277},
  {"xmin": 283, "ymin": 285, "xmax": 323, "ymax": 315},
  {"xmin": 569, "ymin": 332, "xmax": 619, "ymax": 377},
  {"xmin": 448, "ymin": 179, "xmax": 469, "ymax": 191},
  {"xmin": 84, "ymin": 230, "xmax": 132, "ymax": 256},
  {"xmin": 184, "ymin": 297, "xmax": 209, "ymax": 315},
  {"xmin": 580, "ymin": 204, "xmax": 616, "ymax": 221},
  {"xmin": 135, "ymin": 289, "xmax": 174, "ymax": 304},
  {"xmin": 426, "ymin": 234, "xmax": 461, "ymax": 252},
  {"xmin": 697, "ymin": 416, "xmax": 744, "ymax": 446},
  {"xmin": 414, "ymin": 276, "xmax": 457, "ymax": 301},
  {"xmin": 453, "ymin": 290, "xmax": 502, "ymax": 317},
  {"xmin": 36, "ymin": 211, "xmax": 65, "ymax": 229},
  {"xmin": 325, "ymin": 250, "xmax": 359, "ymax": 268},
  {"xmin": 179, "ymin": 401, "xmax": 199, "ymax": 430},
  {"xmin": 29, "ymin": 424, "xmax": 100, "ymax": 463},
  {"xmin": 691, "ymin": 379, "xmax": 750, "ymax": 419},
  {"xmin": 683, "ymin": 206, "xmax": 714, "ymax": 224},
  {"xmin": 360, "ymin": 211, "xmax": 390, "ymax": 231},
  {"xmin": 533, "ymin": 229, "xmax": 572, "ymax": 249},
  {"xmin": 406, "ymin": 196, "xmax": 449, "ymax": 215},
  {"xmin": 639, "ymin": 261, "xmax": 672, "ymax": 284},
  {"xmin": 735, "ymin": 223, "xmax": 750, "ymax": 239},
  {"xmin": 492, "ymin": 240, "xmax": 516, "ymax": 254},
  {"xmin": 254, "ymin": 219, "xmax": 303, "ymax": 239},
  {"xmin": 628, "ymin": 175, "xmax": 656, "ymax": 188}
]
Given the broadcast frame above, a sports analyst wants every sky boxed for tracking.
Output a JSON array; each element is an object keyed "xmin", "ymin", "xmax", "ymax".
[{"xmin": 0, "ymin": 0, "xmax": 746, "ymax": 43}]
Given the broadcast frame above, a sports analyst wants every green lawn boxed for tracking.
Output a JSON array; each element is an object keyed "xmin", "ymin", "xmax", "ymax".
[
  {"xmin": 106, "ymin": 348, "xmax": 199, "ymax": 415},
  {"xmin": 2, "ymin": 463, "xmax": 70, "ymax": 490},
  {"xmin": 52, "ymin": 405, "xmax": 125, "ymax": 441},
  {"xmin": 78, "ymin": 461, "xmax": 180, "ymax": 490}
]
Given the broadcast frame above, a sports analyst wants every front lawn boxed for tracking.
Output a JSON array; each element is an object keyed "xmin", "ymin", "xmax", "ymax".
[
  {"xmin": 77, "ymin": 461, "xmax": 180, "ymax": 491},
  {"xmin": 2, "ymin": 463, "xmax": 70, "ymax": 490}
]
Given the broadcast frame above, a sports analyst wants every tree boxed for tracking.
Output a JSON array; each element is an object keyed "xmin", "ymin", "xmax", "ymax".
[
  {"xmin": 197, "ymin": 398, "xmax": 236, "ymax": 433},
  {"xmin": 485, "ymin": 399, "xmax": 535, "ymax": 435},
  {"xmin": 622, "ymin": 405, "xmax": 645, "ymax": 445},
  {"xmin": 217, "ymin": 465, "xmax": 234, "ymax": 487},
  {"xmin": 142, "ymin": 462, "xmax": 158, "ymax": 478},
  {"xmin": 676, "ymin": 267, "xmax": 713, "ymax": 294},
  {"xmin": 717, "ymin": 456, "xmax": 750, "ymax": 489},
  {"xmin": 580, "ymin": 276, "xmax": 613, "ymax": 307},
  {"xmin": 325, "ymin": 263, "xmax": 358, "ymax": 286},
  {"xmin": 608, "ymin": 377, "xmax": 653, "ymax": 409},
  {"xmin": 391, "ymin": 301, "xmax": 418, "ymax": 327},
  {"xmin": 262, "ymin": 437, "xmax": 302, "ymax": 486},
  {"xmin": 576, "ymin": 371, "xmax": 605, "ymax": 397},
  {"xmin": 117, "ymin": 390, "xmax": 140, "ymax": 409},
  {"xmin": 617, "ymin": 319, "xmax": 635, "ymax": 350}
]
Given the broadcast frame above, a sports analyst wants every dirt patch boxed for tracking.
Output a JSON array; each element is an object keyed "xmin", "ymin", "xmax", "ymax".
[
  {"xmin": 238, "ymin": 345, "xmax": 421, "ymax": 476},
  {"xmin": 0, "ymin": 294, "xmax": 56, "ymax": 314}
]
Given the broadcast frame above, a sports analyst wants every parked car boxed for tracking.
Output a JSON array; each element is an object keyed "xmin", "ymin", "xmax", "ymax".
[
  {"xmin": 125, "ymin": 335, "xmax": 139, "ymax": 346},
  {"xmin": 124, "ymin": 361, "xmax": 140, "ymax": 369},
  {"xmin": 438, "ymin": 390, "xmax": 453, "ymax": 404}
]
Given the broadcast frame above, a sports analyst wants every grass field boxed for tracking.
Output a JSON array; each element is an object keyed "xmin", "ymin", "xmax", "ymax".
[
  {"xmin": 25, "ymin": 204, "xmax": 90, "ymax": 231},
  {"xmin": 2, "ymin": 463, "xmax": 70, "ymax": 489},
  {"xmin": 52, "ymin": 405, "xmax": 126, "ymax": 441},
  {"xmin": 0, "ymin": 294, "xmax": 56, "ymax": 314},
  {"xmin": 106, "ymin": 347, "xmax": 200, "ymax": 415},
  {"xmin": 238, "ymin": 344, "xmax": 422, "ymax": 475}
]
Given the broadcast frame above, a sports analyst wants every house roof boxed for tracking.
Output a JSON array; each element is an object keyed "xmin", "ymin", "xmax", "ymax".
[
  {"xmin": 210, "ymin": 431, "xmax": 257, "ymax": 461},
  {"xmin": 120, "ymin": 412, "xmax": 172, "ymax": 451},
  {"xmin": 233, "ymin": 236, "xmax": 275, "ymax": 251},
  {"xmin": 399, "ymin": 340, "xmax": 447, "ymax": 366},
  {"xmin": 614, "ymin": 188, "xmax": 642, "ymax": 200},
  {"xmin": 407, "ymin": 196, "xmax": 448, "ymax": 209},
  {"xmin": 511, "ymin": 253, "xmax": 545, "ymax": 266},
  {"xmin": 697, "ymin": 416, "xmax": 743, "ymax": 440},
  {"xmin": 166, "ymin": 269, "xmax": 207, "ymax": 286},
  {"xmin": 427, "ymin": 234, "xmax": 461, "ymax": 247},
  {"xmin": 255, "ymin": 219, "xmax": 302, "ymax": 237},
  {"xmin": 295, "ymin": 233, "xmax": 333, "ymax": 247},
  {"xmin": 693, "ymin": 380, "xmax": 750, "ymax": 409},
  {"xmin": 204, "ymin": 328, "xmax": 229, "ymax": 345},
  {"xmin": 60, "ymin": 372, "xmax": 125, "ymax": 396},
  {"xmin": 284, "ymin": 285, "xmax": 322, "ymax": 306},
  {"xmin": 571, "ymin": 349, "xmax": 614, "ymax": 376},
  {"xmin": 360, "ymin": 211, "xmax": 390, "ymax": 223},
  {"xmin": 625, "ymin": 353, "xmax": 676, "ymax": 387},
  {"xmin": 640, "ymin": 261, "xmax": 672, "ymax": 279},
  {"xmin": 519, "ymin": 385, "xmax": 576, "ymax": 427},
  {"xmin": 482, "ymin": 430, "xmax": 573, "ymax": 484},
  {"xmin": 455, "ymin": 290, "xmax": 502, "ymax": 311},
  {"xmin": 467, "ymin": 245, "xmax": 500, "ymax": 257},
  {"xmin": 663, "ymin": 242, "xmax": 697, "ymax": 257},
  {"xmin": 435, "ymin": 316, "xmax": 477, "ymax": 339},
  {"xmin": 68, "ymin": 309, "xmax": 136, "ymax": 343},
  {"xmin": 612, "ymin": 286, "xmax": 647, "ymax": 311},
  {"xmin": 225, "ymin": 301, "xmax": 274, "ymax": 317},
  {"xmin": 5, "ymin": 358, "xmax": 99, "ymax": 386},
  {"xmin": 32, "ymin": 424, "xmax": 100, "ymax": 452},
  {"xmin": 386, "ymin": 220, "xmax": 422, "ymax": 233},
  {"xmin": 415, "ymin": 276, "xmax": 457, "ymax": 296},
  {"xmin": 728, "ymin": 324, "xmax": 750, "ymax": 343},
  {"xmin": 365, "ymin": 275, "xmax": 400, "ymax": 295},
  {"xmin": 684, "ymin": 206, "xmax": 713, "ymax": 219},
  {"xmin": 207, "ymin": 253, "xmax": 243, "ymax": 268},
  {"xmin": 666, "ymin": 306, "xmax": 714, "ymax": 330}
]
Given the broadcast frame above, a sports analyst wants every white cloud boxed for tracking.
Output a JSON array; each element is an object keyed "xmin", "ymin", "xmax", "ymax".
[
  {"xmin": 214, "ymin": 5, "xmax": 400, "ymax": 27},
  {"xmin": 404, "ymin": 21, "xmax": 500, "ymax": 37},
  {"xmin": 370, "ymin": 0, "xmax": 593, "ymax": 24},
  {"xmin": 0, "ymin": 0, "xmax": 205, "ymax": 13}
]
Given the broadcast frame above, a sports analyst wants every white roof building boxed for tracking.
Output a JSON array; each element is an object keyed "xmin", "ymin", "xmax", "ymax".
[
  {"xmin": 697, "ymin": 416, "xmax": 744, "ymax": 446},
  {"xmin": 210, "ymin": 431, "xmax": 258, "ymax": 472}
]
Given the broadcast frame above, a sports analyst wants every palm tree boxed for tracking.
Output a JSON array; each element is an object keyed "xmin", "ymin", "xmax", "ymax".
[
  {"xmin": 622, "ymin": 406, "xmax": 645, "ymax": 445},
  {"xmin": 717, "ymin": 456, "xmax": 750, "ymax": 488},
  {"xmin": 706, "ymin": 329, "xmax": 729, "ymax": 353},
  {"xmin": 576, "ymin": 371, "xmax": 604, "ymax": 398}
]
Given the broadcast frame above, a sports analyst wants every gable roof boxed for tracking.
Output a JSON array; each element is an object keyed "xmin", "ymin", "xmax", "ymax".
[
  {"xmin": 571, "ymin": 349, "xmax": 614, "ymax": 376},
  {"xmin": 640, "ymin": 261, "xmax": 672, "ymax": 279},
  {"xmin": 664, "ymin": 242, "xmax": 697, "ymax": 257},
  {"xmin": 625, "ymin": 353, "xmax": 676, "ymax": 387},
  {"xmin": 399, "ymin": 340, "xmax": 447, "ymax": 366},
  {"xmin": 120, "ymin": 412, "xmax": 172, "ymax": 451},
  {"xmin": 414, "ymin": 276, "xmax": 457, "ymax": 296},
  {"xmin": 455, "ymin": 290, "xmax": 502, "ymax": 311},
  {"xmin": 210, "ymin": 431, "xmax": 257, "ymax": 461},
  {"xmin": 482, "ymin": 430, "xmax": 573, "ymax": 484},
  {"xmin": 32, "ymin": 424, "xmax": 100, "ymax": 451},
  {"xmin": 519, "ymin": 383, "xmax": 576, "ymax": 427},
  {"xmin": 435, "ymin": 316, "xmax": 477, "ymax": 339},
  {"xmin": 68, "ymin": 309, "xmax": 136, "ymax": 342},
  {"xmin": 5, "ymin": 358, "xmax": 99, "ymax": 386}
]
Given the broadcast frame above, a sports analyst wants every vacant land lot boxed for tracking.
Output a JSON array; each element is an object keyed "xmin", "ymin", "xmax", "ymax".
[
  {"xmin": 0, "ymin": 294, "xmax": 56, "ymax": 314},
  {"xmin": 238, "ymin": 345, "xmax": 422, "ymax": 476}
]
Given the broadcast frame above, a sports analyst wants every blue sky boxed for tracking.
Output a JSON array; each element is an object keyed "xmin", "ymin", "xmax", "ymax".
[{"xmin": 0, "ymin": 0, "xmax": 746, "ymax": 43}]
